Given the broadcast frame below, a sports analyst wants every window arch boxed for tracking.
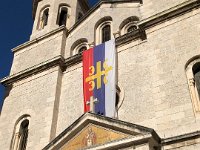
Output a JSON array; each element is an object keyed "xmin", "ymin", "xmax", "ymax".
[
  {"xmin": 95, "ymin": 16, "xmax": 113, "ymax": 44},
  {"xmin": 71, "ymin": 38, "xmax": 89, "ymax": 55},
  {"xmin": 57, "ymin": 6, "xmax": 68, "ymax": 26},
  {"xmin": 102, "ymin": 25, "xmax": 111, "ymax": 43},
  {"xmin": 38, "ymin": 7, "xmax": 50, "ymax": 30},
  {"xmin": 186, "ymin": 56, "xmax": 200, "ymax": 114},
  {"xmin": 11, "ymin": 115, "xmax": 30, "ymax": 150},
  {"xmin": 119, "ymin": 16, "xmax": 139, "ymax": 35},
  {"xmin": 115, "ymin": 84, "xmax": 125, "ymax": 118},
  {"xmin": 127, "ymin": 25, "xmax": 138, "ymax": 33}
]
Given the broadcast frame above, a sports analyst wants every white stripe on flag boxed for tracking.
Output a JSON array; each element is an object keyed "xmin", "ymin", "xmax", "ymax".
[{"xmin": 105, "ymin": 39, "xmax": 116, "ymax": 117}]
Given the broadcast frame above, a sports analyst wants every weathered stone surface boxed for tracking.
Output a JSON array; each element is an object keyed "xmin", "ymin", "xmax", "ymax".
[{"xmin": 1, "ymin": 0, "xmax": 200, "ymax": 150}]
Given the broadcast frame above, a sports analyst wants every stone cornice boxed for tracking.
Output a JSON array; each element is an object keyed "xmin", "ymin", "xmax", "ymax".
[
  {"xmin": 139, "ymin": 0, "xmax": 200, "ymax": 29},
  {"xmin": 116, "ymin": 29, "xmax": 146, "ymax": 46},
  {"xmin": 12, "ymin": 26, "xmax": 67, "ymax": 53},
  {"xmin": 0, "ymin": 55, "xmax": 65, "ymax": 86},
  {"xmin": 68, "ymin": 0, "xmax": 141, "ymax": 34},
  {"xmin": 162, "ymin": 131, "xmax": 200, "ymax": 145}
]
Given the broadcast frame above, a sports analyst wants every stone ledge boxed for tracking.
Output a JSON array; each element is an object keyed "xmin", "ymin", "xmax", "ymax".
[
  {"xmin": 139, "ymin": 0, "xmax": 200, "ymax": 29},
  {"xmin": 12, "ymin": 26, "xmax": 67, "ymax": 53},
  {"xmin": 162, "ymin": 131, "xmax": 200, "ymax": 145},
  {"xmin": 0, "ymin": 55, "xmax": 65, "ymax": 86}
]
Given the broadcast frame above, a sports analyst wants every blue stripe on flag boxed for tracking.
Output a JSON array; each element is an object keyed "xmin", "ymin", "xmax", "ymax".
[{"xmin": 93, "ymin": 43, "xmax": 105, "ymax": 115}]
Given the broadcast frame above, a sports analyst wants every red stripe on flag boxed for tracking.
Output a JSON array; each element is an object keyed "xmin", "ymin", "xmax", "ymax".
[{"xmin": 83, "ymin": 48, "xmax": 94, "ymax": 112}]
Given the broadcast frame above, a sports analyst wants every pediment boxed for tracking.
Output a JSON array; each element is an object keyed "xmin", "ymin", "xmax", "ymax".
[
  {"xmin": 61, "ymin": 123, "xmax": 130, "ymax": 150},
  {"xmin": 43, "ymin": 113, "xmax": 160, "ymax": 150}
]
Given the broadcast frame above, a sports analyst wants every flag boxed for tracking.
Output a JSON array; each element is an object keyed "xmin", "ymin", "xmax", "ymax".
[{"xmin": 83, "ymin": 40, "xmax": 116, "ymax": 117}]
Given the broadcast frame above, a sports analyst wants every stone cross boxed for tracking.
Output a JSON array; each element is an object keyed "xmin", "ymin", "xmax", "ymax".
[{"xmin": 86, "ymin": 96, "xmax": 98, "ymax": 113}]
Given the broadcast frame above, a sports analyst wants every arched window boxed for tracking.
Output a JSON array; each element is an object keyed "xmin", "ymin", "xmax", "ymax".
[
  {"xmin": 119, "ymin": 16, "xmax": 139, "ymax": 35},
  {"xmin": 115, "ymin": 85, "xmax": 125, "ymax": 118},
  {"xmin": 78, "ymin": 46, "xmax": 87, "ymax": 54},
  {"xmin": 18, "ymin": 120, "xmax": 29, "ymax": 150},
  {"xmin": 43, "ymin": 8, "xmax": 49, "ymax": 27},
  {"xmin": 95, "ymin": 16, "xmax": 113, "ymax": 44},
  {"xmin": 193, "ymin": 63, "xmax": 200, "ymax": 99},
  {"xmin": 127, "ymin": 25, "xmax": 138, "ymax": 33},
  {"xmin": 71, "ymin": 38, "xmax": 89, "ymax": 55},
  {"xmin": 38, "ymin": 8, "xmax": 49, "ymax": 30},
  {"xmin": 102, "ymin": 25, "xmax": 111, "ymax": 43},
  {"xmin": 11, "ymin": 115, "xmax": 30, "ymax": 150},
  {"xmin": 186, "ymin": 57, "xmax": 200, "ymax": 114},
  {"xmin": 57, "ymin": 7, "xmax": 68, "ymax": 26}
]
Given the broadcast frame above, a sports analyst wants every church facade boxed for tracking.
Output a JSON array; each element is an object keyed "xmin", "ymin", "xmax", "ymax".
[{"xmin": 1, "ymin": 0, "xmax": 200, "ymax": 149}]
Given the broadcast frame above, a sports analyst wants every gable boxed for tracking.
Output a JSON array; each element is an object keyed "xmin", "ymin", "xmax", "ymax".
[
  {"xmin": 61, "ymin": 123, "xmax": 131, "ymax": 150},
  {"xmin": 43, "ymin": 113, "xmax": 160, "ymax": 150}
]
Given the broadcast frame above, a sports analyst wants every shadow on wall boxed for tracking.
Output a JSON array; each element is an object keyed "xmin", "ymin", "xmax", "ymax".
[{"xmin": 0, "ymin": 84, "xmax": 13, "ymax": 114}]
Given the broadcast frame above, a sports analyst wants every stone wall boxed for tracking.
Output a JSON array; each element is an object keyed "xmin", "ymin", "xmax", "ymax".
[
  {"xmin": 0, "ymin": 67, "xmax": 61, "ymax": 149},
  {"xmin": 117, "ymin": 7, "xmax": 200, "ymax": 138},
  {"xmin": 56, "ymin": 4, "xmax": 200, "ymax": 140},
  {"xmin": 11, "ymin": 30, "xmax": 65, "ymax": 75},
  {"xmin": 140, "ymin": 0, "xmax": 188, "ymax": 19}
]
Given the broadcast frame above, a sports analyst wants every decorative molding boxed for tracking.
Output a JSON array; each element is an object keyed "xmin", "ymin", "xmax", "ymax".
[
  {"xmin": 162, "ymin": 131, "xmax": 200, "ymax": 145},
  {"xmin": 0, "ymin": 56, "xmax": 65, "ymax": 86},
  {"xmin": 12, "ymin": 26, "xmax": 67, "ymax": 53},
  {"xmin": 42, "ymin": 112, "xmax": 160, "ymax": 150},
  {"xmin": 116, "ymin": 28, "xmax": 146, "ymax": 46},
  {"xmin": 139, "ymin": 0, "xmax": 200, "ymax": 29}
]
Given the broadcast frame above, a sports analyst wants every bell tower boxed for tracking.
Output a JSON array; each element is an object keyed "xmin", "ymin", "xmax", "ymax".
[{"xmin": 31, "ymin": 0, "xmax": 89, "ymax": 39}]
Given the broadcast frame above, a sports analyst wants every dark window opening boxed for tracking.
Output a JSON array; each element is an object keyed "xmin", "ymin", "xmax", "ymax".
[
  {"xmin": 43, "ymin": 9, "xmax": 49, "ymax": 27},
  {"xmin": 127, "ymin": 25, "xmax": 137, "ymax": 33},
  {"xmin": 58, "ymin": 9, "xmax": 68, "ymax": 26},
  {"xmin": 18, "ymin": 119, "xmax": 29, "ymax": 150},
  {"xmin": 193, "ymin": 63, "xmax": 200, "ymax": 98},
  {"xmin": 78, "ymin": 46, "xmax": 87, "ymax": 54},
  {"xmin": 102, "ymin": 25, "xmax": 111, "ymax": 43},
  {"xmin": 116, "ymin": 92, "xmax": 120, "ymax": 107},
  {"xmin": 78, "ymin": 12, "xmax": 83, "ymax": 20}
]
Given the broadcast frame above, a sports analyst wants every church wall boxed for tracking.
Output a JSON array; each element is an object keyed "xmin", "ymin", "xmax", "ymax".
[
  {"xmin": 65, "ymin": 2, "xmax": 140, "ymax": 58},
  {"xmin": 0, "ymin": 67, "xmax": 61, "ymax": 150},
  {"xmin": 10, "ymin": 30, "xmax": 65, "ymax": 75},
  {"xmin": 140, "ymin": 0, "xmax": 189, "ymax": 19},
  {"xmin": 56, "ymin": 63, "xmax": 84, "ymax": 135},
  {"xmin": 55, "ymin": 3, "xmax": 200, "ymax": 140},
  {"xmin": 117, "ymin": 7, "xmax": 200, "ymax": 138}
]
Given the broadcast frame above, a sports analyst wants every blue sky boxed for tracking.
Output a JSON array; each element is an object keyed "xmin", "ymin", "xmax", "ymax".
[{"xmin": 0, "ymin": 0, "xmax": 98, "ymax": 111}]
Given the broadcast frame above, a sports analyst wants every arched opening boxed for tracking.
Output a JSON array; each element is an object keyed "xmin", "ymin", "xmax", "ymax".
[
  {"xmin": 38, "ymin": 7, "xmax": 49, "ymax": 30},
  {"xmin": 193, "ymin": 62, "xmax": 200, "ymax": 98},
  {"xmin": 43, "ymin": 8, "xmax": 49, "ymax": 27},
  {"xmin": 127, "ymin": 25, "xmax": 138, "ymax": 33},
  {"xmin": 185, "ymin": 56, "xmax": 200, "ymax": 113},
  {"xmin": 11, "ymin": 115, "xmax": 30, "ymax": 150},
  {"xmin": 58, "ymin": 7, "xmax": 68, "ymax": 26},
  {"xmin": 119, "ymin": 16, "xmax": 139, "ymax": 35},
  {"xmin": 115, "ymin": 92, "xmax": 120, "ymax": 107},
  {"xmin": 18, "ymin": 119, "xmax": 29, "ymax": 150},
  {"xmin": 95, "ymin": 16, "xmax": 112, "ymax": 44},
  {"xmin": 102, "ymin": 25, "xmax": 111, "ymax": 43},
  {"xmin": 78, "ymin": 46, "xmax": 87, "ymax": 54},
  {"xmin": 71, "ymin": 38, "xmax": 89, "ymax": 55}
]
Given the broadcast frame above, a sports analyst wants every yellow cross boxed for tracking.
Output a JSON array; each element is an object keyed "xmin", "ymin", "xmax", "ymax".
[{"xmin": 85, "ymin": 60, "xmax": 112, "ymax": 91}]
